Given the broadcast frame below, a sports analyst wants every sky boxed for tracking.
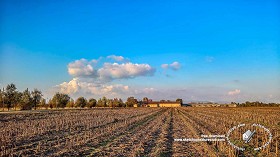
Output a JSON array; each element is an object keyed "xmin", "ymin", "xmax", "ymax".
[{"xmin": 0, "ymin": 0, "xmax": 279, "ymax": 103}]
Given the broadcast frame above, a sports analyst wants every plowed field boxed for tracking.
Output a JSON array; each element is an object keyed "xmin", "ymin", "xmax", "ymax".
[{"xmin": 0, "ymin": 107, "xmax": 279, "ymax": 156}]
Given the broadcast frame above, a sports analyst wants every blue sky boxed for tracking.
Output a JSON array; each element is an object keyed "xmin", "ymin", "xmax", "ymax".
[{"xmin": 0, "ymin": 0, "xmax": 279, "ymax": 102}]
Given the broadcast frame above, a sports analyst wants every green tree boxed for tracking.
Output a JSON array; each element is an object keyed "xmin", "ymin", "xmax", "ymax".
[
  {"xmin": 32, "ymin": 89, "xmax": 42, "ymax": 110},
  {"xmin": 96, "ymin": 97, "xmax": 108, "ymax": 107},
  {"xmin": 102, "ymin": 96, "xmax": 107, "ymax": 107},
  {"xmin": 112, "ymin": 98, "xmax": 121, "ymax": 107},
  {"xmin": 119, "ymin": 99, "xmax": 125, "ymax": 107},
  {"xmin": 39, "ymin": 98, "xmax": 46, "ymax": 109},
  {"xmin": 126, "ymin": 97, "xmax": 138, "ymax": 107},
  {"xmin": 20, "ymin": 89, "xmax": 32, "ymax": 110},
  {"xmin": 107, "ymin": 99, "xmax": 113, "ymax": 107},
  {"xmin": 176, "ymin": 98, "xmax": 183, "ymax": 104},
  {"xmin": 87, "ymin": 98, "xmax": 97, "ymax": 108},
  {"xmin": 47, "ymin": 99, "xmax": 53, "ymax": 109},
  {"xmin": 0, "ymin": 88, "xmax": 4, "ymax": 111},
  {"xmin": 143, "ymin": 97, "xmax": 149, "ymax": 103},
  {"xmin": 75, "ymin": 97, "xmax": 87, "ymax": 108},
  {"xmin": 14, "ymin": 91, "xmax": 22, "ymax": 110},
  {"xmin": 97, "ymin": 98, "xmax": 102, "ymax": 107},
  {"xmin": 5, "ymin": 83, "xmax": 18, "ymax": 110},
  {"xmin": 51, "ymin": 93, "xmax": 70, "ymax": 108},
  {"xmin": 66, "ymin": 98, "xmax": 74, "ymax": 108}
]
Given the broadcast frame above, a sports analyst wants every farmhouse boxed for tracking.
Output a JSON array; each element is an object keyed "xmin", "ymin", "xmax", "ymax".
[{"xmin": 147, "ymin": 101, "xmax": 181, "ymax": 107}]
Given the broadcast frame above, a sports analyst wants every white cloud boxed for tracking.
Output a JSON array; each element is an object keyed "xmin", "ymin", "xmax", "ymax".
[
  {"xmin": 56, "ymin": 78, "xmax": 130, "ymax": 96},
  {"xmin": 67, "ymin": 58, "xmax": 155, "ymax": 82},
  {"xmin": 67, "ymin": 59, "xmax": 96, "ymax": 77},
  {"xmin": 107, "ymin": 55, "xmax": 129, "ymax": 62},
  {"xmin": 170, "ymin": 61, "xmax": 181, "ymax": 70},
  {"xmin": 228, "ymin": 89, "xmax": 241, "ymax": 96},
  {"xmin": 56, "ymin": 56, "xmax": 156, "ymax": 98},
  {"xmin": 161, "ymin": 64, "xmax": 169, "ymax": 69},
  {"xmin": 161, "ymin": 61, "xmax": 181, "ymax": 70},
  {"xmin": 57, "ymin": 78, "xmax": 80, "ymax": 94},
  {"xmin": 98, "ymin": 62, "xmax": 155, "ymax": 80}
]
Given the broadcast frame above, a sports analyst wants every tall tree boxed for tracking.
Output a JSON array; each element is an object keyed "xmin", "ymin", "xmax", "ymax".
[
  {"xmin": 102, "ymin": 96, "xmax": 107, "ymax": 107},
  {"xmin": 39, "ymin": 98, "xmax": 46, "ymax": 109},
  {"xmin": 47, "ymin": 99, "xmax": 53, "ymax": 109},
  {"xmin": 107, "ymin": 99, "xmax": 113, "ymax": 107},
  {"xmin": 5, "ymin": 83, "xmax": 17, "ymax": 111},
  {"xmin": 118, "ymin": 99, "xmax": 125, "ymax": 107},
  {"xmin": 0, "ymin": 88, "xmax": 5, "ymax": 111},
  {"xmin": 143, "ymin": 97, "xmax": 149, "ymax": 103},
  {"xmin": 87, "ymin": 98, "xmax": 97, "ymax": 108},
  {"xmin": 20, "ymin": 88, "xmax": 32, "ymax": 110},
  {"xmin": 112, "ymin": 98, "xmax": 121, "ymax": 107},
  {"xmin": 66, "ymin": 98, "xmax": 75, "ymax": 108},
  {"xmin": 14, "ymin": 91, "xmax": 22, "ymax": 110},
  {"xmin": 51, "ymin": 93, "xmax": 70, "ymax": 108},
  {"xmin": 31, "ymin": 89, "xmax": 42, "ymax": 110},
  {"xmin": 97, "ymin": 98, "xmax": 102, "ymax": 107},
  {"xmin": 176, "ymin": 98, "xmax": 183, "ymax": 104},
  {"xmin": 126, "ymin": 97, "xmax": 138, "ymax": 107},
  {"xmin": 75, "ymin": 97, "xmax": 87, "ymax": 108}
]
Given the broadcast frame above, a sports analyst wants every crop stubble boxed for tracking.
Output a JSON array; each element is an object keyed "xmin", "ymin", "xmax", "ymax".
[{"xmin": 0, "ymin": 107, "xmax": 279, "ymax": 156}]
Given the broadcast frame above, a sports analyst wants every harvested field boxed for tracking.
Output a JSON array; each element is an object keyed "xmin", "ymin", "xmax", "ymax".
[{"xmin": 0, "ymin": 107, "xmax": 279, "ymax": 156}]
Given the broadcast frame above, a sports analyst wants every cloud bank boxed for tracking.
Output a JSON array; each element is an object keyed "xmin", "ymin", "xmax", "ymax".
[
  {"xmin": 67, "ymin": 57, "xmax": 155, "ymax": 81},
  {"xmin": 68, "ymin": 59, "xmax": 96, "ymax": 77},
  {"xmin": 56, "ymin": 55, "xmax": 156, "ymax": 98},
  {"xmin": 98, "ymin": 62, "xmax": 155, "ymax": 81}
]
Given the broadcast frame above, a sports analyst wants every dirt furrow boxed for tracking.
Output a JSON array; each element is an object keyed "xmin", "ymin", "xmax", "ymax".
[
  {"xmin": 172, "ymin": 108, "xmax": 203, "ymax": 157},
  {"xmin": 87, "ymin": 108, "xmax": 168, "ymax": 156},
  {"xmin": 176, "ymin": 108, "xmax": 218, "ymax": 156}
]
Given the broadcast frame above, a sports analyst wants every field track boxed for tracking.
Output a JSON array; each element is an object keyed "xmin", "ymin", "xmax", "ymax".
[{"xmin": 0, "ymin": 107, "xmax": 279, "ymax": 156}]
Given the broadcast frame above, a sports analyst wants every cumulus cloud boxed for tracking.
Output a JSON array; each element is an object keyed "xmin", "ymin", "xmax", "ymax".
[
  {"xmin": 56, "ymin": 77, "xmax": 159, "ymax": 99},
  {"xmin": 107, "ymin": 55, "xmax": 129, "ymax": 62},
  {"xmin": 98, "ymin": 62, "xmax": 155, "ymax": 80},
  {"xmin": 161, "ymin": 61, "xmax": 181, "ymax": 70},
  {"xmin": 57, "ymin": 78, "xmax": 80, "ymax": 94},
  {"xmin": 67, "ymin": 58, "xmax": 155, "ymax": 81},
  {"xmin": 68, "ymin": 59, "xmax": 96, "ymax": 77},
  {"xmin": 170, "ymin": 62, "xmax": 181, "ymax": 70},
  {"xmin": 161, "ymin": 64, "xmax": 169, "ymax": 69},
  {"xmin": 56, "ymin": 56, "xmax": 157, "ymax": 98},
  {"xmin": 228, "ymin": 89, "xmax": 241, "ymax": 96},
  {"xmin": 56, "ymin": 78, "xmax": 130, "ymax": 96}
]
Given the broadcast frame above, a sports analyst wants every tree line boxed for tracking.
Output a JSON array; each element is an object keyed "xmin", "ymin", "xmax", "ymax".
[
  {"xmin": 3, "ymin": 83, "xmax": 277, "ymax": 111},
  {"xmin": 0, "ymin": 83, "xmax": 182, "ymax": 111},
  {"xmin": 232, "ymin": 101, "xmax": 280, "ymax": 107},
  {"xmin": 0, "ymin": 84, "xmax": 43, "ymax": 110}
]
